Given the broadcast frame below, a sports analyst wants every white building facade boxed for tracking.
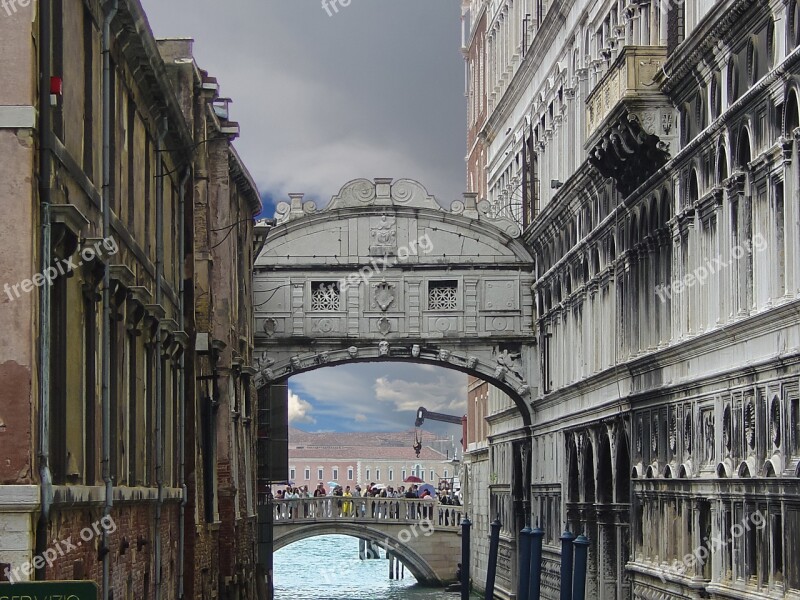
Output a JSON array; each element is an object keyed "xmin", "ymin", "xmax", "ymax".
[{"xmin": 463, "ymin": 0, "xmax": 800, "ymax": 597}]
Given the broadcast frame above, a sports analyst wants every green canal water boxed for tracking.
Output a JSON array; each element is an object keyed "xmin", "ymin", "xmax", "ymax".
[{"xmin": 274, "ymin": 534, "xmax": 482, "ymax": 599}]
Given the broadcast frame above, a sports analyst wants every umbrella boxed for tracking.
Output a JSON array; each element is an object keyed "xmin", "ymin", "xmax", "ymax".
[
  {"xmin": 418, "ymin": 483, "xmax": 436, "ymax": 497},
  {"xmin": 326, "ymin": 481, "xmax": 340, "ymax": 489},
  {"xmin": 404, "ymin": 475, "xmax": 424, "ymax": 483}
]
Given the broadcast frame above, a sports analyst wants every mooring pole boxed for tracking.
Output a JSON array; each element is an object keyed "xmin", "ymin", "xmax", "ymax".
[
  {"xmin": 559, "ymin": 531, "xmax": 576, "ymax": 600},
  {"xmin": 484, "ymin": 518, "xmax": 501, "ymax": 600},
  {"xmin": 518, "ymin": 525, "xmax": 532, "ymax": 600},
  {"xmin": 529, "ymin": 521, "xmax": 545, "ymax": 600},
  {"xmin": 571, "ymin": 535, "xmax": 590, "ymax": 600},
  {"xmin": 461, "ymin": 516, "xmax": 472, "ymax": 600}
]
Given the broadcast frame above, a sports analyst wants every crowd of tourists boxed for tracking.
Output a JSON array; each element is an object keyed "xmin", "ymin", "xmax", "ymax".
[{"xmin": 269, "ymin": 481, "xmax": 462, "ymax": 524}]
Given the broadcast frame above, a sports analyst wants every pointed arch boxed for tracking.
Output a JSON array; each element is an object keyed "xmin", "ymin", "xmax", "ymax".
[
  {"xmin": 582, "ymin": 440, "xmax": 596, "ymax": 503},
  {"xmin": 614, "ymin": 428, "xmax": 631, "ymax": 504}
]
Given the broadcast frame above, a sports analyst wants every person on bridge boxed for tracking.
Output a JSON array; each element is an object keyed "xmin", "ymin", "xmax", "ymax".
[{"xmin": 343, "ymin": 486, "xmax": 353, "ymax": 516}]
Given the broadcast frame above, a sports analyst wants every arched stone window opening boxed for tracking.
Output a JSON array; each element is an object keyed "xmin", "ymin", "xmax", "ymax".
[
  {"xmin": 716, "ymin": 143, "xmax": 729, "ymax": 183},
  {"xmin": 591, "ymin": 248, "xmax": 601, "ymax": 276},
  {"xmin": 597, "ymin": 433, "xmax": 613, "ymax": 504},
  {"xmin": 629, "ymin": 214, "xmax": 638, "ymax": 249},
  {"xmin": 784, "ymin": 90, "xmax": 800, "ymax": 136},
  {"xmin": 737, "ymin": 127, "xmax": 752, "ymax": 169},
  {"xmin": 688, "ymin": 169, "xmax": 700, "ymax": 204},
  {"xmin": 582, "ymin": 442, "xmax": 596, "ymax": 503},
  {"xmin": 615, "ymin": 431, "xmax": 631, "ymax": 503},
  {"xmin": 791, "ymin": 0, "xmax": 800, "ymax": 49},
  {"xmin": 663, "ymin": 464, "xmax": 673, "ymax": 478},
  {"xmin": 568, "ymin": 441, "xmax": 580, "ymax": 503},
  {"xmin": 737, "ymin": 461, "xmax": 751, "ymax": 478}
]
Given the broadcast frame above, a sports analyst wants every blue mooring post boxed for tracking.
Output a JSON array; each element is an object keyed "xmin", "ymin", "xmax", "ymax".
[
  {"xmin": 571, "ymin": 535, "xmax": 590, "ymax": 600},
  {"xmin": 559, "ymin": 531, "xmax": 576, "ymax": 600},
  {"xmin": 484, "ymin": 519, "xmax": 501, "ymax": 600},
  {"xmin": 517, "ymin": 525, "xmax": 532, "ymax": 600},
  {"xmin": 461, "ymin": 516, "xmax": 472, "ymax": 600},
  {"xmin": 529, "ymin": 521, "xmax": 545, "ymax": 600}
]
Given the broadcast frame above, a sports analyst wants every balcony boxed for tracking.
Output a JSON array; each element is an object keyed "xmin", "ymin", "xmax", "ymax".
[{"xmin": 585, "ymin": 46, "xmax": 676, "ymax": 197}]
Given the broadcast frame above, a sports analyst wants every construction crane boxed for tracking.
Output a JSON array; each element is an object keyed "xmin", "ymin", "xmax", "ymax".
[{"xmin": 413, "ymin": 406, "xmax": 467, "ymax": 457}]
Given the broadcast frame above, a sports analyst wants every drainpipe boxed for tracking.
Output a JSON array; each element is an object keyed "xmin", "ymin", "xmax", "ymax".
[
  {"xmin": 154, "ymin": 118, "xmax": 168, "ymax": 600},
  {"xmin": 35, "ymin": 0, "xmax": 54, "ymax": 579},
  {"xmin": 101, "ymin": 2, "xmax": 118, "ymax": 598},
  {"xmin": 177, "ymin": 166, "xmax": 190, "ymax": 599}
]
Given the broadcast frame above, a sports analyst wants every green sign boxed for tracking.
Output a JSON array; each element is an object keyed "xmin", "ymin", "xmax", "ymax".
[{"xmin": 0, "ymin": 581, "xmax": 98, "ymax": 600}]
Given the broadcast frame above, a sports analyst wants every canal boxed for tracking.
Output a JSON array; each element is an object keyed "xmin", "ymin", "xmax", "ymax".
[{"xmin": 274, "ymin": 534, "xmax": 482, "ymax": 599}]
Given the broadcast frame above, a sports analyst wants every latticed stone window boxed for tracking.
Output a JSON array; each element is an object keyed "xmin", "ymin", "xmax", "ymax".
[
  {"xmin": 310, "ymin": 281, "xmax": 340, "ymax": 311},
  {"xmin": 428, "ymin": 280, "xmax": 458, "ymax": 310}
]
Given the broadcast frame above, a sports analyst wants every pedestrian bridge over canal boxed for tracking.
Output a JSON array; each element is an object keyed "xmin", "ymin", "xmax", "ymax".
[{"xmin": 265, "ymin": 497, "xmax": 464, "ymax": 585}]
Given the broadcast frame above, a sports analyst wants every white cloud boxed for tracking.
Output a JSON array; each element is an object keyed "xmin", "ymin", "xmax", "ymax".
[
  {"xmin": 354, "ymin": 414, "xmax": 368, "ymax": 422},
  {"xmin": 374, "ymin": 373, "xmax": 467, "ymax": 414},
  {"xmin": 288, "ymin": 389, "xmax": 316, "ymax": 424}
]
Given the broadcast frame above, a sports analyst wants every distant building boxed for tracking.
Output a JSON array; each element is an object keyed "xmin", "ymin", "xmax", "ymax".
[{"xmin": 286, "ymin": 429, "xmax": 456, "ymax": 489}]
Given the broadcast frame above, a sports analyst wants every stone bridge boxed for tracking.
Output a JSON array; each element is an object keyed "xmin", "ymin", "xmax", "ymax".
[{"xmin": 266, "ymin": 497, "xmax": 464, "ymax": 585}]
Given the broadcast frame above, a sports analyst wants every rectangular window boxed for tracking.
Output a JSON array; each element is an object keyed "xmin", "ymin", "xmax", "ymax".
[
  {"xmin": 318, "ymin": 468, "xmax": 324, "ymax": 480},
  {"xmin": 305, "ymin": 468, "xmax": 311, "ymax": 480},
  {"xmin": 83, "ymin": 293, "xmax": 97, "ymax": 485},
  {"xmin": 348, "ymin": 468, "xmax": 354, "ymax": 481},
  {"xmin": 127, "ymin": 329, "xmax": 137, "ymax": 486},
  {"xmin": 50, "ymin": 270, "xmax": 69, "ymax": 485},
  {"xmin": 375, "ymin": 469, "xmax": 380, "ymax": 481},
  {"xmin": 310, "ymin": 281, "xmax": 341, "ymax": 311},
  {"xmin": 388, "ymin": 469, "xmax": 393, "ymax": 481},
  {"xmin": 428, "ymin": 280, "xmax": 459, "ymax": 310},
  {"xmin": 430, "ymin": 470, "xmax": 435, "ymax": 482},
  {"xmin": 402, "ymin": 469, "xmax": 407, "ymax": 481},
  {"xmin": 332, "ymin": 468, "xmax": 339, "ymax": 481},
  {"xmin": 290, "ymin": 468, "xmax": 296, "ymax": 481},
  {"xmin": 366, "ymin": 469, "xmax": 370, "ymax": 481}
]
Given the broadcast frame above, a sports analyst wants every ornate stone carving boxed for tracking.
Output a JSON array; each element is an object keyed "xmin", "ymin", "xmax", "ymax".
[
  {"xmin": 348, "ymin": 346, "xmax": 359, "ymax": 358},
  {"xmin": 290, "ymin": 356, "xmax": 302, "ymax": 370},
  {"xmin": 373, "ymin": 281, "xmax": 396, "ymax": 312},
  {"xmin": 411, "ymin": 344, "xmax": 421, "ymax": 358},
  {"xmin": 466, "ymin": 356, "xmax": 478, "ymax": 370},
  {"xmin": 377, "ymin": 317, "xmax": 391, "ymax": 335},
  {"xmin": 316, "ymin": 351, "xmax": 330, "ymax": 365},
  {"xmin": 438, "ymin": 349, "xmax": 450, "ymax": 361},
  {"xmin": 370, "ymin": 215, "xmax": 397, "ymax": 255},
  {"xmin": 379, "ymin": 341, "xmax": 389, "ymax": 356},
  {"xmin": 496, "ymin": 349, "xmax": 524, "ymax": 380},
  {"xmin": 263, "ymin": 318, "xmax": 277, "ymax": 337}
]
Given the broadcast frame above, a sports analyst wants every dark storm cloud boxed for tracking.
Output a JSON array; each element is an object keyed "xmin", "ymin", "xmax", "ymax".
[{"xmin": 140, "ymin": 0, "xmax": 467, "ymax": 214}]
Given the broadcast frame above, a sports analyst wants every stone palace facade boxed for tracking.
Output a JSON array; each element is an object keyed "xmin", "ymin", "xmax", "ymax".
[{"xmin": 461, "ymin": 0, "xmax": 800, "ymax": 597}]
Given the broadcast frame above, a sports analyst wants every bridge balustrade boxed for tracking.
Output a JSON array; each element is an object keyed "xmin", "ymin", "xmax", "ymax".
[{"xmin": 271, "ymin": 497, "xmax": 462, "ymax": 530}]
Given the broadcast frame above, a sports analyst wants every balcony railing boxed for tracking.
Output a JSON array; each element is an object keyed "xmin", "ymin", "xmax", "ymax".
[{"xmin": 270, "ymin": 497, "xmax": 463, "ymax": 530}]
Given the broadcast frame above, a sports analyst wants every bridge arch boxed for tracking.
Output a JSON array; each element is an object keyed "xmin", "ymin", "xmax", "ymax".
[{"xmin": 273, "ymin": 522, "xmax": 445, "ymax": 585}]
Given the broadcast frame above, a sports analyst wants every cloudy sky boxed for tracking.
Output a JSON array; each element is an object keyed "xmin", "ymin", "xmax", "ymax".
[
  {"xmin": 141, "ymin": 0, "xmax": 470, "ymax": 433},
  {"xmin": 140, "ymin": 0, "xmax": 467, "ymax": 216},
  {"xmin": 288, "ymin": 363, "xmax": 468, "ymax": 435}
]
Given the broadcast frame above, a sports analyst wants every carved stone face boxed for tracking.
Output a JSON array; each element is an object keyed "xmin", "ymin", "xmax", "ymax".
[
  {"xmin": 348, "ymin": 346, "xmax": 359, "ymax": 358},
  {"xmin": 411, "ymin": 344, "xmax": 421, "ymax": 358},
  {"xmin": 438, "ymin": 349, "xmax": 450, "ymax": 361},
  {"xmin": 378, "ymin": 341, "xmax": 389, "ymax": 356}
]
